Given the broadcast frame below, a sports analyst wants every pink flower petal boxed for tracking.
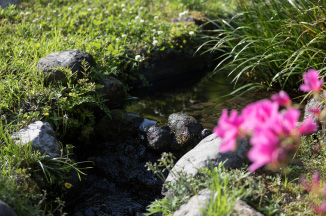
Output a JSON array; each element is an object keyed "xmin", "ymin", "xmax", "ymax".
[
  {"xmin": 300, "ymin": 69, "xmax": 324, "ymax": 93},
  {"xmin": 298, "ymin": 116, "xmax": 317, "ymax": 135},
  {"xmin": 271, "ymin": 90, "xmax": 291, "ymax": 106}
]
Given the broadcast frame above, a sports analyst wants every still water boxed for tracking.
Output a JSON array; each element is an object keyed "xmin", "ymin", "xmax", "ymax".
[{"xmin": 126, "ymin": 71, "xmax": 271, "ymax": 130}]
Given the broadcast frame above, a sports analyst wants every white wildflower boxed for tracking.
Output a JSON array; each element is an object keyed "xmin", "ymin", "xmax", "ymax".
[
  {"xmin": 139, "ymin": 6, "xmax": 144, "ymax": 10},
  {"xmin": 152, "ymin": 40, "xmax": 159, "ymax": 46},
  {"xmin": 189, "ymin": 31, "xmax": 195, "ymax": 36},
  {"xmin": 121, "ymin": 34, "xmax": 126, "ymax": 38},
  {"xmin": 113, "ymin": 3, "xmax": 117, "ymax": 7},
  {"xmin": 68, "ymin": 7, "xmax": 72, "ymax": 11},
  {"xmin": 178, "ymin": 10, "xmax": 188, "ymax": 17},
  {"xmin": 135, "ymin": 55, "xmax": 142, "ymax": 61},
  {"xmin": 135, "ymin": 16, "xmax": 139, "ymax": 20},
  {"xmin": 121, "ymin": 3, "xmax": 125, "ymax": 8},
  {"xmin": 52, "ymin": 10, "xmax": 56, "ymax": 13},
  {"xmin": 154, "ymin": 16, "xmax": 159, "ymax": 19},
  {"xmin": 157, "ymin": 31, "xmax": 163, "ymax": 35},
  {"xmin": 140, "ymin": 19, "xmax": 144, "ymax": 23}
]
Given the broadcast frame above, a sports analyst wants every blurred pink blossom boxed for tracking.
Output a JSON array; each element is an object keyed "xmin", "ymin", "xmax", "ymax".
[
  {"xmin": 248, "ymin": 127, "xmax": 280, "ymax": 172},
  {"xmin": 300, "ymin": 69, "xmax": 324, "ymax": 93},
  {"xmin": 213, "ymin": 109, "xmax": 244, "ymax": 153},
  {"xmin": 271, "ymin": 90, "xmax": 291, "ymax": 107},
  {"xmin": 298, "ymin": 116, "xmax": 317, "ymax": 135},
  {"xmin": 308, "ymin": 107, "xmax": 321, "ymax": 116}
]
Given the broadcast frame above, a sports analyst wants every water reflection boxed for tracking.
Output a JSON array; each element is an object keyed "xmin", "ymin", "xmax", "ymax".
[{"xmin": 126, "ymin": 71, "xmax": 270, "ymax": 130}]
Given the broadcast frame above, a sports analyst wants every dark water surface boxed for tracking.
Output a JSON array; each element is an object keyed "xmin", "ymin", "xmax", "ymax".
[{"xmin": 126, "ymin": 71, "xmax": 272, "ymax": 130}]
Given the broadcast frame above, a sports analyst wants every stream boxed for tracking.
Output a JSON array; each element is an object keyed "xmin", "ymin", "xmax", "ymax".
[{"xmin": 63, "ymin": 70, "xmax": 272, "ymax": 216}]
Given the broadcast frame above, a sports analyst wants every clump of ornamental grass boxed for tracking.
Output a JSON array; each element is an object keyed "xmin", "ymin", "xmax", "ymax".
[{"xmin": 200, "ymin": 0, "xmax": 326, "ymax": 94}]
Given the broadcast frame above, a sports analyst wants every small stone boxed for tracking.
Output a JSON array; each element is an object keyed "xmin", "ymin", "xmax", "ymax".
[
  {"xmin": 0, "ymin": 200, "xmax": 17, "ymax": 216},
  {"xmin": 232, "ymin": 200, "xmax": 263, "ymax": 216},
  {"xmin": 168, "ymin": 113, "xmax": 202, "ymax": 149},
  {"xmin": 146, "ymin": 125, "xmax": 172, "ymax": 151},
  {"xmin": 37, "ymin": 49, "xmax": 95, "ymax": 84},
  {"xmin": 0, "ymin": 0, "xmax": 20, "ymax": 8},
  {"xmin": 98, "ymin": 75, "xmax": 125, "ymax": 108},
  {"xmin": 173, "ymin": 189, "xmax": 212, "ymax": 216},
  {"xmin": 201, "ymin": 129, "xmax": 212, "ymax": 138},
  {"xmin": 11, "ymin": 121, "xmax": 60, "ymax": 159}
]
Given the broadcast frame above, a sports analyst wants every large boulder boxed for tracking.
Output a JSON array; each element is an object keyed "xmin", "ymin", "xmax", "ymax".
[
  {"xmin": 0, "ymin": 0, "xmax": 20, "ymax": 8},
  {"xmin": 0, "ymin": 200, "xmax": 17, "ymax": 216},
  {"xmin": 168, "ymin": 113, "xmax": 202, "ymax": 149},
  {"xmin": 163, "ymin": 134, "xmax": 249, "ymax": 194},
  {"xmin": 98, "ymin": 76, "xmax": 125, "ymax": 108},
  {"xmin": 173, "ymin": 189, "xmax": 212, "ymax": 216},
  {"xmin": 146, "ymin": 125, "xmax": 173, "ymax": 151},
  {"xmin": 11, "ymin": 121, "xmax": 60, "ymax": 159},
  {"xmin": 36, "ymin": 49, "xmax": 95, "ymax": 83}
]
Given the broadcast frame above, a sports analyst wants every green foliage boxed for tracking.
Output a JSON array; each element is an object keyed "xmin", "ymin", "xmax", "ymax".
[
  {"xmin": 202, "ymin": 0, "xmax": 326, "ymax": 94},
  {"xmin": 146, "ymin": 154, "xmax": 255, "ymax": 216}
]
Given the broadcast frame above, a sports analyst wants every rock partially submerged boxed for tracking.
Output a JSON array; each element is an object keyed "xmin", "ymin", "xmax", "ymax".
[
  {"xmin": 11, "ymin": 121, "xmax": 60, "ymax": 159},
  {"xmin": 146, "ymin": 125, "xmax": 173, "ymax": 151},
  {"xmin": 37, "ymin": 49, "xmax": 95, "ymax": 83},
  {"xmin": 98, "ymin": 75, "xmax": 125, "ymax": 108},
  {"xmin": 168, "ymin": 113, "xmax": 202, "ymax": 150}
]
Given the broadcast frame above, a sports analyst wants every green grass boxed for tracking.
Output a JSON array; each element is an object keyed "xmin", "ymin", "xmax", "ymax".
[
  {"xmin": 0, "ymin": 0, "xmax": 236, "ymax": 214},
  {"xmin": 201, "ymin": 0, "xmax": 326, "ymax": 95},
  {"xmin": 146, "ymin": 160, "xmax": 253, "ymax": 216}
]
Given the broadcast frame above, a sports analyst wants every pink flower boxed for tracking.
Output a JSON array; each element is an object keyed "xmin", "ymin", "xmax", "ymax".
[
  {"xmin": 281, "ymin": 108, "xmax": 300, "ymax": 136},
  {"xmin": 248, "ymin": 127, "xmax": 280, "ymax": 172},
  {"xmin": 298, "ymin": 116, "xmax": 317, "ymax": 135},
  {"xmin": 314, "ymin": 202, "xmax": 326, "ymax": 214},
  {"xmin": 300, "ymin": 69, "xmax": 324, "ymax": 93},
  {"xmin": 241, "ymin": 100, "xmax": 279, "ymax": 132},
  {"xmin": 271, "ymin": 90, "xmax": 291, "ymax": 107},
  {"xmin": 299, "ymin": 176, "xmax": 311, "ymax": 192},
  {"xmin": 308, "ymin": 107, "xmax": 321, "ymax": 116},
  {"xmin": 312, "ymin": 171, "xmax": 321, "ymax": 186},
  {"xmin": 214, "ymin": 109, "xmax": 244, "ymax": 153}
]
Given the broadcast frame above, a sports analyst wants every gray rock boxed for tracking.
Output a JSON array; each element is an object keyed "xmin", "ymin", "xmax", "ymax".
[
  {"xmin": 173, "ymin": 189, "xmax": 212, "ymax": 216},
  {"xmin": 98, "ymin": 76, "xmax": 125, "ymax": 108},
  {"xmin": 163, "ymin": 134, "xmax": 249, "ymax": 194},
  {"xmin": 11, "ymin": 121, "xmax": 60, "ymax": 158},
  {"xmin": 201, "ymin": 129, "xmax": 212, "ymax": 139},
  {"xmin": 232, "ymin": 200, "xmax": 263, "ymax": 216},
  {"xmin": 304, "ymin": 95, "xmax": 325, "ymax": 131},
  {"xmin": 146, "ymin": 125, "xmax": 173, "ymax": 151},
  {"xmin": 168, "ymin": 113, "xmax": 202, "ymax": 149},
  {"xmin": 0, "ymin": 0, "xmax": 20, "ymax": 8},
  {"xmin": 139, "ymin": 118, "xmax": 157, "ymax": 132},
  {"xmin": 0, "ymin": 200, "xmax": 17, "ymax": 216},
  {"xmin": 36, "ymin": 49, "xmax": 95, "ymax": 83}
]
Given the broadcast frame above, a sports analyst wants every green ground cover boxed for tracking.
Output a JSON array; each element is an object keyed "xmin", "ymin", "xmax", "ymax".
[
  {"xmin": 2, "ymin": 0, "xmax": 326, "ymax": 215},
  {"xmin": 0, "ymin": 0, "xmax": 235, "ymax": 214}
]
